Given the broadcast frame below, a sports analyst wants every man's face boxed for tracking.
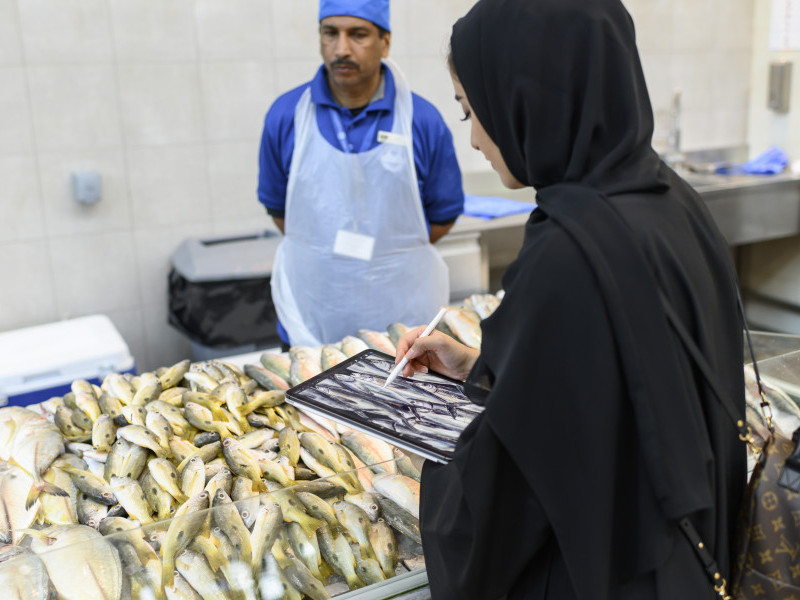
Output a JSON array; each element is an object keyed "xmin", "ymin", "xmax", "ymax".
[{"xmin": 319, "ymin": 16, "xmax": 390, "ymax": 93}]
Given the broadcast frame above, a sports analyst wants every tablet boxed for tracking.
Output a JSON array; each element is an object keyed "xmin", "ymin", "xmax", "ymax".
[{"xmin": 285, "ymin": 350, "xmax": 483, "ymax": 463}]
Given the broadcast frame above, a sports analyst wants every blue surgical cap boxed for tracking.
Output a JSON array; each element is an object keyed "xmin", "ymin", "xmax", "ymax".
[{"xmin": 319, "ymin": 0, "xmax": 391, "ymax": 32}]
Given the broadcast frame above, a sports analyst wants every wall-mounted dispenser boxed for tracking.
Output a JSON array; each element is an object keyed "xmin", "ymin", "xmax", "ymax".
[{"xmin": 768, "ymin": 61, "xmax": 792, "ymax": 114}]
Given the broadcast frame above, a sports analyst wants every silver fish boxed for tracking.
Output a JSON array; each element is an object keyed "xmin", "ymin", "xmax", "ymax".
[
  {"xmin": 372, "ymin": 473, "xmax": 420, "ymax": 519},
  {"xmin": 161, "ymin": 491, "xmax": 210, "ymax": 589},
  {"xmin": 222, "ymin": 436, "xmax": 267, "ymax": 493},
  {"xmin": 332, "ymin": 500, "xmax": 375, "ymax": 560},
  {"xmin": 0, "ymin": 544, "xmax": 51, "ymax": 600},
  {"xmin": 76, "ymin": 491, "xmax": 109, "ymax": 529},
  {"xmin": 210, "ymin": 488, "xmax": 251, "ymax": 565},
  {"xmin": 286, "ymin": 520, "xmax": 324, "ymax": 583},
  {"xmin": 259, "ymin": 352, "xmax": 292, "ymax": 382},
  {"xmin": 91, "ymin": 414, "xmax": 117, "ymax": 453},
  {"xmin": 317, "ymin": 524, "xmax": 362, "ymax": 590},
  {"xmin": 109, "ymin": 475, "xmax": 153, "ymax": 524},
  {"xmin": 11, "ymin": 417, "xmax": 67, "ymax": 508},
  {"xmin": 340, "ymin": 336, "xmax": 370, "ymax": 358},
  {"xmin": 375, "ymin": 495, "xmax": 421, "ymax": 545},
  {"xmin": 102, "ymin": 373, "xmax": 136, "ymax": 405},
  {"xmin": 280, "ymin": 555, "xmax": 331, "ymax": 600},
  {"xmin": 244, "ymin": 364, "xmax": 290, "ymax": 392},
  {"xmin": 250, "ymin": 501, "xmax": 284, "ymax": 568},
  {"xmin": 142, "ymin": 470, "xmax": 175, "ymax": 522},
  {"xmin": 149, "ymin": 457, "xmax": 188, "ymax": 503},
  {"xmin": 259, "ymin": 551, "xmax": 302, "ymax": 600},
  {"xmin": 387, "ymin": 322, "xmax": 412, "ymax": 347},
  {"xmin": 0, "ymin": 462, "xmax": 39, "ymax": 543},
  {"xmin": 444, "ymin": 307, "xmax": 482, "ymax": 348},
  {"xmin": 369, "ymin": 518, "xmax": 398, "ymax": 578},
  {"xmin": 320, "ymin": 345, "xmax": 349, "ymax": 371},
  {"xmin": 231, "ymin": 476, "xmax": 259, "ymax": 529},
  {"xmin": 26, "ymin": 524, "xmax": 122, "ymax": 600},
  {"xmin": 180, "ymin": 456, "xmax": 206, "ymax": 499},
  {"xmin": 345, "ymin": 491, "xmax": 381, "ymax": 523},
  {"xmin": 353, "ymin": 545, "xmax": 386, "ymax": 586},
  {"xmin": 356, "ymin": 329, "xmax": 396, "ymax": 355},
  {"xmin": 59, "ymin": 463, "xmax": 117, "ymax": 506},
  {"xmin": 158, "ymin": 359, "xmax": 191, "ymax": 390},
  {"xmin": 117, "ymin": 424, "xmax": 169, "ymax": 459},
  {"xmin": 175, "ymin": 549, "xmax": 229, "ymax": 600}
]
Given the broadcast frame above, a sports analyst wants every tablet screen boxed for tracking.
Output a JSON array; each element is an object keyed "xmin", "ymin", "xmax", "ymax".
[{"xmin": 285, "ymin": 350, "xmax": 483, "ymax": 462}]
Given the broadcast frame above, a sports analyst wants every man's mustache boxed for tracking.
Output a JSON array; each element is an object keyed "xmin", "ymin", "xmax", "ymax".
[{"xmin": 331, "ymin": 59, "xmax": 359, "ymax": 70}]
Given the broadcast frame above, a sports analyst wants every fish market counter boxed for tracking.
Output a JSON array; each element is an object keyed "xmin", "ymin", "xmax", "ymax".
[
  {"xmin": 447, "ymin": 211, "xmax": 533, "ymax": 293},
  {"xmin": 4, "ymin": 283, "xmax": 800, "ymax": 600},
  {"xmin": 0, "ymin": 360, "xmax": 433, "ymax": 600},
  {"xmin": 0, "ymin": 303, "xmax": 497, "ymax": 600},
  {"xmin": 455, "ymin": 167, "xmax": 800, "ymax": 292}
]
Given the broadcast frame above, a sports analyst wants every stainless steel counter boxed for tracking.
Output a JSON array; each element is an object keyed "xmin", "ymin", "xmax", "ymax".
[
  {"xmin": 455, "ymin": 164, "xmax": 800, "ymax": 290},
  {"xmin": 684, "ymin": 170, "xmax": 800, "ymax": 246}
]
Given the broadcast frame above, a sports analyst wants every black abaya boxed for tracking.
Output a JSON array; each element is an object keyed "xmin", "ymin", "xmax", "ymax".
[{"xmin": 420, "ymin": 0, "xmax": 746, "ymax": 598}]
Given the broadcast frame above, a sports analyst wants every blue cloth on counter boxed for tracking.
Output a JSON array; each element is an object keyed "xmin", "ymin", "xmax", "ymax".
[
  {"xmin": 715, "ymin": 145, "xmax": 788, "ymax": 175},
  {"xmin": 463, "ymin": 194, "xmax": 535, "ymax": 219}
]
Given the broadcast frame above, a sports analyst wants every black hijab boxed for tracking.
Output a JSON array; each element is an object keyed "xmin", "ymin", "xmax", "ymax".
[
  {"xmin": 444, "ymin": 0, "xmax": 743, "ymax": 592},
  {"xmin": 451, "ymin": 0, "xmax": 666, "ymax": 193}
]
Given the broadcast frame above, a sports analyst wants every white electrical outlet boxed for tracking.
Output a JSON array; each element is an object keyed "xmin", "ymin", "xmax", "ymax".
[{"xmin": 72, "ymin": 170, "xmax": 102, "ymax": 204}]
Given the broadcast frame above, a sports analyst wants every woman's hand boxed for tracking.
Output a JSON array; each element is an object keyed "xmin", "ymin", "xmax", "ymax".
[{"xmin": 395, "ymin": 327, "xmax": 479, "ymax": 381}]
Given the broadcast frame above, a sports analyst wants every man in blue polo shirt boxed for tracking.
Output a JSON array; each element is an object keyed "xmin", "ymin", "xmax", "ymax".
[{"xmin": 258, "ymin": 0, "xmax": 464, "ymax": 348}]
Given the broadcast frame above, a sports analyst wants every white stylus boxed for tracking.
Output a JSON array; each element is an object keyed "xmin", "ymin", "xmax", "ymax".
[{"xmin": 383, "ymin": 307, "xmax": 448, "ymax": 388}]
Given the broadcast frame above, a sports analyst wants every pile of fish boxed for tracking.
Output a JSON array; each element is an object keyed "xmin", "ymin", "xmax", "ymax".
[
  {"xmin": 0, "ymin": 293, "xmax": 504, "ymax": 600},
  {"xmin": 0, "ymin": 362, "xmax": 421, "ymax": 600}
]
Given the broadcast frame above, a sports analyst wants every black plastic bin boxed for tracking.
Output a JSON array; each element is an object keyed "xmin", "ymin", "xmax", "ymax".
[{"xmin": 168, "ymin": 231, "xmax": 282, "ymax": 360}]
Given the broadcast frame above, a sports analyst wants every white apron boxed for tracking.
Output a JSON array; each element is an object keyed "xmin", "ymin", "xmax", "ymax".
[{"xmin": 271, "ymin": 59, "xmax": 449, "ymax": 347}]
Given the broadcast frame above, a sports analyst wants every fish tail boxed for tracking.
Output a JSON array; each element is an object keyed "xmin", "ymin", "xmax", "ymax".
[
  {"xmin": 25, "ymin": 477, "xmax": 68, "ymax": 510},
  {"xmin": 346, "ymin": 573, "xmax": 364, "ymax": 589},
  {"xmin": 161, "ymin": 557, "xmax": 175, "ymax": 589}
]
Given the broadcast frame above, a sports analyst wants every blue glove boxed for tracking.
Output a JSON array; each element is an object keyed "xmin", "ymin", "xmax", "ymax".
[{"xmin": 715, "ymin": 146, "xmax": 788, "ymax": 175}]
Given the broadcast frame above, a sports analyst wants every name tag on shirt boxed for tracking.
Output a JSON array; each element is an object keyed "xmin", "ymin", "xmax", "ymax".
[
  {"xmin": 377, "ymin": 130, "xmax": 410, "ymax": 147},
  {"xmin": 333, "ymin": 230, "xmax": 375, "ymax": 261}
]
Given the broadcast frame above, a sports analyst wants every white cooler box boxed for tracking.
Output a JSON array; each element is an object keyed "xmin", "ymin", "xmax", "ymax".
[{"xmin": 0, "ymin": 315, "xmax": 135, "ymax": 407}]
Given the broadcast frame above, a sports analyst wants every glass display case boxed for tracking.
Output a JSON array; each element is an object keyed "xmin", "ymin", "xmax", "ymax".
[
  {"xmin": 746, "ymin": 330, "xmax": 800, "ymax": 364},
  {"xmin": 5, "ymin": 328, "xmax": 800, "ymax": 600}
]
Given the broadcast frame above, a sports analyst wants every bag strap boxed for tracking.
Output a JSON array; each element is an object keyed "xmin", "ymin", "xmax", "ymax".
[
  {"xmin": 660, "ymin": 288, "xmax": 770, "ymax": 600},
  {"xmin": 658, "ymin": 289, "xmax": 771, "ymax": 439}
]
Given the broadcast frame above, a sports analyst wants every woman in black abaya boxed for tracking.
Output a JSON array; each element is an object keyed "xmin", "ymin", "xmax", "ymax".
[{"xmin": 394, "ymin": 0, "xmax": 746, "ymax": 598}]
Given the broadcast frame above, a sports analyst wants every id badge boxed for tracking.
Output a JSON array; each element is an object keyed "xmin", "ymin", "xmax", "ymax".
[
  {"xmin": 333, "ymin": 230, "xmax": 375, "ymax": 261},
  {"xmin": 377, "ymin": 130, "xmax": 410, "ymax": 146}
]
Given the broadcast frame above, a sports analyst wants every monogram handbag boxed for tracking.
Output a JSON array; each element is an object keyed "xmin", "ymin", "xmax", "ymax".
[
  {"xmin": 732, "ymin": 425, "xmax": 800, "ymax": 598},
  {"xmin": 661, "ymin": 292, "xmax": 800, "ymax": 599}
]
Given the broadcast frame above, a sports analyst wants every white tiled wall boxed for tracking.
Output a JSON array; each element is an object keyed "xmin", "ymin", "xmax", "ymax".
[
  {"xmin": 736, "ymin": 0, "xmax": 800, "ymax": 331},
  {"xmin": 0, "ymin": 0, "xmax": 760, "ymax": 372},
  {"xmin": 747, "ymin": 0, "xmax": 800, "ymax": 160}
]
